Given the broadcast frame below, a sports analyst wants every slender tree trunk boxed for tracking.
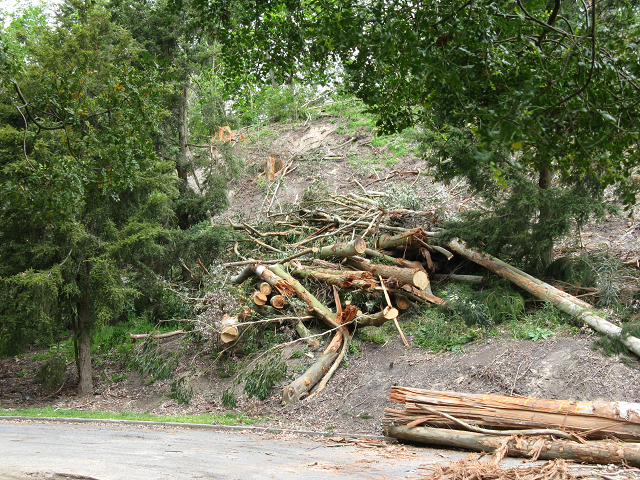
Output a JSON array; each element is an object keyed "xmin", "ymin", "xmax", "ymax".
[
  {"xmin": 538, "ymin": 163, "xmax": 554, "ymax": 266},
  {"xmin": 177, "ymin": 85, "xmax": 190, "ymax": 231},
  {"xmin": 75, "ymin": 296, "xmax": 93, "ymax": 397}
]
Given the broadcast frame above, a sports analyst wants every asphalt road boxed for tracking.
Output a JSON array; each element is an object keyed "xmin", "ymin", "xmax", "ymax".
[{"xmin": 0, "ymin": 419, "xmax": 469, "ymax": 480}]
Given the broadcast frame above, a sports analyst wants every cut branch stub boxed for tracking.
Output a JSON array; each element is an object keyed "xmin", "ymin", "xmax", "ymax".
[
  {"xmin": 355, "ymin": 306, "xmax": 399, "ymax": 327},
  {"xmin": 218, "ymin": 315, "xmax": 239, "ymax": 344},
  {"xmin": 252, "ymin": 291, "xmax": 268, "ymax": 306},
  {"xmin": 269, "ymin": 294, "xmax": 286, "ymax": 309},
  {"xmin": 318, "ymin": 237, "xmax": 367, "ymax": 259},
  {"xmin": 259, "ymin": 282, "xmax": 272, "ymax": 296}
]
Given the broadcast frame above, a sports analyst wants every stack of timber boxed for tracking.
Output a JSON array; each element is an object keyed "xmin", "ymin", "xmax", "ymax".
[{"xmin": 384, "ymin": 387, "xmax": 640, "ymax": 466}]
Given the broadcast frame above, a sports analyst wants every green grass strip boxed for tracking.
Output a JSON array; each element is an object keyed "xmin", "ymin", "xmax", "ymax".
[{"xmin": 0, "ymin": 407, "xmax": 265, "ymax": 426}]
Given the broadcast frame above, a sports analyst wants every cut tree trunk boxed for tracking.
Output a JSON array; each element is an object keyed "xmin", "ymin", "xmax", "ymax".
[
  {"xmin": 282, "ymin": 328, "xmax": 344, "ymax": 404},
  {"xmin": 259, "ymin": 282, "xmax": 272, "ymax": 296},
  {"xmin": 346, "ymin": 257, "xmax": 430, "ymax": 290},
  {"xmin": 355, "ymin": 306, "xmax": 399, "ymax": 327},
  {"xmin": 217, "ymin": 314, "xmax": 239, "ymax": 344},
  {"xmin": 432, "ymin": 274, "xmax": 489, "ymax": 285},
  {"xmin": 387, "ymin": 388, "xmax": 640, "ymax": 441},
  {"xmin": 385, "ymin": 425, "xmax": 640, "ymax": 467},
  {"xmin": 393, "ymin": 294, "xmax": 411, "ymax": 310},
  {"xmin": 446, "ymin": 239, "xmax": 640, "ymax": 357},
  {"xmin": 252, "ymin": 291, "xmax": 268, "ymax": 306},
  {"xmin": 269, "ymin": 294, "xmax": 286, "ymax": 309},
  {"xmin": 318, "ymin": 238, "xmax": 367, "ymax": 258}
]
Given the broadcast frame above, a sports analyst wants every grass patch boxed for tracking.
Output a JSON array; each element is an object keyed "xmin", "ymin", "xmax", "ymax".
[
  {"xmin": 0, "ymin": 407, "xmax": 265, "ymax": 426},
  {"xmin": 412, "ymin": 311, "xmax": 479, "ymax": 352}
]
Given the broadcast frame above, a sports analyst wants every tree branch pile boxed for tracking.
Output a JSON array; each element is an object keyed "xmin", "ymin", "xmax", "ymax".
[{"xmin": 219, "ymin": 190, "xmax": 640, "ymax": 405}]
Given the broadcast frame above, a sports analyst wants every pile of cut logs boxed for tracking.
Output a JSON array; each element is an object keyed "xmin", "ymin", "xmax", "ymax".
[
  {"xmin": 384, "ymin": 386, "xmax": 640, "ymax": 466},
  {"xmin": 221, "ymin": 191, "xmax": 640, "ymax": 405}
]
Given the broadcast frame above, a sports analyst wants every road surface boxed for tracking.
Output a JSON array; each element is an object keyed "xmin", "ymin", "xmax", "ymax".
[{"xmin": 0, "ymin": 418, "xmax": 471, "ymax": 479}]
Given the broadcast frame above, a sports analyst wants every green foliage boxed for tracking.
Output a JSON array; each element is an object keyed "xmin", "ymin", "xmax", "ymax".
[
  {"xmin": 243, "ymin": 356, "xmax": 287, "ymax": 401},
  {"xmin": 477, "ymin": 288, "xmax": 525, "ymax": 324},
  {"xmin": 222, "ymin": 388, "xmax": 238, "ymax": 409},
  {"xmin": 413, "ymin": 311, "xmax": 478, "ymax": 352},
  {"xmin": 547, "ymin": 256, "xmax": 597, "ymax": 289},
  {"xmin": 0, "ymin": 267, "xmax": 63, "ymax": 355},
  {"xmin": 221, "ymin": 389, "xmax": 237, "ymax": 409},
  {"xmin": 129, "ymin": 339, "xmax": 179, "ymax": 382},
  {"xmin": 506, "ymin": 302, "xmax": 577, "ymax": 341},
  {"xmin": 168, "ymin": 376, "xmax": 193, "ymax": 405},
  {"xmin": 35, "ymin": 354, "xmax": 66, "ymax": 391},
  {"xmin": 437, "ymin": 154, "xmax": 609, "ymax": 271}
]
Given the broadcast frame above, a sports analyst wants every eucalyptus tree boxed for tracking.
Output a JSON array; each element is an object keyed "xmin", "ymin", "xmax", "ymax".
[{"xmin": 0, "ymin": 0, "xmax": 176, "ymax": 395}]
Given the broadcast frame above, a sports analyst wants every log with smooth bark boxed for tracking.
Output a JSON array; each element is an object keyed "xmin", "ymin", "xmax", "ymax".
[
  {"xmin": 268, "ymin": 264, "xmax": 339, "ymax": 329},
  {"xmin": 295, "ymin": 321, "xmax": 320, "ymax": 347},
  {"xmin": 445, "ymin": 239, "xmax": 640, "ymax": 357},
  {"xmin": 377, "ymin": 228, "xmax": 427, "ymax": 249},
  {"xmin": 355, "ymin": 306, "xmax": 399, "ymax": 327},
  {"xmin": 364, "ymin": 248, "xmax": 426, "ymax": 271},
  {"xmin": 398, "ymin": 285, "xmax": 446, "ymax": 306},
  {"xmin": 318, "ymin": 238, "xmax": 367, "ymax": 258},
  {"xmin": 432, "ymin": 274, "xmax": 489, "ymax": 285},
  {"xmin": 384, "ymin": 425, "xmax": 640, "ymax": 467},
  {"xmin": 282, "ymin": 328, "xmax": 344, "ymax": 404},
  {"xmin": 346, "ymin": 257, "xmax": 430, "ymax": 290},
  {"xmin": 291, "ymin": 266, "xmax": 378, "ymax": 291}
]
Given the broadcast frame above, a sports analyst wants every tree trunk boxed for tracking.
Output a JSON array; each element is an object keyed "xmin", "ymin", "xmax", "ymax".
[
  {"xmin": 538, "ymin": 163, "xmax": 554, "ymax": 266},
  {"xmin": 385, "ymin": 425, "xmax": 640, "ymax": 467},
  {"xmin": 75, "ymin": 296, "xmax": 93, "ymax": 397},
  {"xmin": 346, "ymin": 257, "xmax": 430, "ymax": 290},
  {"xmin": 318, "ymin": 238, "xmax": 367, "ymax": 259},
  {"xmin": 445, "ymin": 239, "xmax": 640, "ymax": 357}
]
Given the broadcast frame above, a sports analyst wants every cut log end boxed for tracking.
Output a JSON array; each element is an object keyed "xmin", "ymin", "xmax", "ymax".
[
  {"xmin": 270, "ymin": 294, "xmax": 286, "ymax": 309},
  {"xmin": 252, "ymin": 291, "xmax": 268, "ymax": 306},
  {"xmin": 412, "ymin": 270, "xmax": 430, "ymax": 290}
]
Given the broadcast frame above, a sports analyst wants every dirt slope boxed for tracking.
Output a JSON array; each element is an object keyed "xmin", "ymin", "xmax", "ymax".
[{"xmin": 1, "ymin": 117, "xmax": 639, "ymax": 438}]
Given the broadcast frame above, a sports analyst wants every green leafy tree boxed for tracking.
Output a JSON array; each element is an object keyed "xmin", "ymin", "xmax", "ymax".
[
  {"xmin": 331, "ymin": 0, "xmax": 640, "ymax": 267},
  {"xmin": 0, "ymin": 0, "xmax": 177, "ymax": 395},
  {"xmin": 183, "ymin": 0, "xmax": 640, "ymax": 268}
]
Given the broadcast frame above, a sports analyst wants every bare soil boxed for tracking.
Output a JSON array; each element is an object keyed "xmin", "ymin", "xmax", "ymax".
[{"xmin": 1, "ymin": 117, "xmax": 639, "ymax": 438}]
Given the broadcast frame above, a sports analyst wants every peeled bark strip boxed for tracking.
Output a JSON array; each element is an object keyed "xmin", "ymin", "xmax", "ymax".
[
  {"xmin": 355, "ymin": 306, "xmax": 399, "ymax": 327},
  {"xmin": 318, "ymin": 237, "xmax": 367, "ymax": 258},
  {"xmin": 446, "ymin": 239, "xmax": 640, "ymax": 357},
  {"xmin": 385, "ymin": 425, "xmax": 640, "ymax": 467},
  {"xmin": 346, "ymin": 257, "xmax": 430, "ymax": 290}
]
